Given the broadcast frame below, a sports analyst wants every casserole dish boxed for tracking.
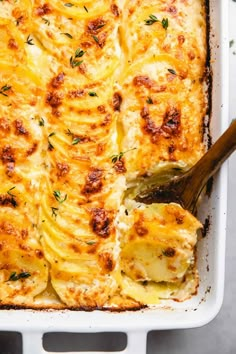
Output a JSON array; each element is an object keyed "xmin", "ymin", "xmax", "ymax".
[{"xmin": 0, "ymin": 0, "xmax": 228, "ymax": 353}]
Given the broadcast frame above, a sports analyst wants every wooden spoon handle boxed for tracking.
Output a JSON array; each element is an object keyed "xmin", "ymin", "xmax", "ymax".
[{"xmin": 182, "ymin": 120, "xmax": 236, "ymax": 210}]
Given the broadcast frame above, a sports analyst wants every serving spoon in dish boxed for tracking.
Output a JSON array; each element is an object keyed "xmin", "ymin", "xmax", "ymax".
[{"xmin": 135, "ymin": 120, "xmax": 236, "ymax": 213}]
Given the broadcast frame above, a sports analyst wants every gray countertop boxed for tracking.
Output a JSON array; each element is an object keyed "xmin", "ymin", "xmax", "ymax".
[{"xmin": 0, "ymin": 1, "xmax": 236, "ymax": 353}]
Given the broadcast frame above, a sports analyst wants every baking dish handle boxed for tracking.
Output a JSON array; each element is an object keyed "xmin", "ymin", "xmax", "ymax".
[{"xmin": 23, "ymin": 331, "xmax": 148, "ymax": 354}]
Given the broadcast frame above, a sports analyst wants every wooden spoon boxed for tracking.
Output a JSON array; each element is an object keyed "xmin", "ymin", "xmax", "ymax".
[{"xmin": 135, "ymin": 120, "xmax": 236, "ymax": 212}]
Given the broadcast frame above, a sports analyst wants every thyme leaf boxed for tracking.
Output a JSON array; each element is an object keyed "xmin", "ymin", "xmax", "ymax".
[
  {"xmin": 8, "ymin": 272, "xmax": 31, "ymax": 281},
  {"xmin": 92, "ymin": 35, "xmax": 99, "ymax": 43},
  {"xmin": 144, "ymin": 14, "xmax": 158, "ymax": 25},
  {"xmin": 161, "ymin": 18, "xmax": 169, "ymax": 30},
  {"xmin": 53, "ymin": 190, "xmax": 67, "ymax": 204},
  {"xmin": 146, "ymin": 97, "xmax": 153, "ymax": 104},
  {"xmin": 42, "ymin": 17, "xmax": 50, "ymax": 25},
  {"xmin": 0, "ymin": 84, "xmax": 11, "ymax": 97},
  {"xmin": 72, "ymin": 137, "xmax": 81, "ymax": 145},
  {"xmin": 88, "ymin": 91, "xmax": 98, "ymax": 97},
  {"xmin": 25, "ymin": 35, "xmax": 34, "ymax": 45},
  {"xmin": 61, "ymin": 32, "xmax": 73, "ymax": 39},
  {"xmin": 51, "ymin": 207, "xmax": 59, "ymax": 219},
  {"xmin": 38, "ymin": 117, "xmax": 45, "ymax": 126},
  {"xmin": 168, "ymin": 68, "xmax": 177, "ymax": 75}
]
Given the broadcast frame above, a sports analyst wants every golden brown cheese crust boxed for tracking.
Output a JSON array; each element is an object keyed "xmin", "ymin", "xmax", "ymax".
[{"xmin": 0, "ymin": 0, "xmax": 207, "ymax": 308}]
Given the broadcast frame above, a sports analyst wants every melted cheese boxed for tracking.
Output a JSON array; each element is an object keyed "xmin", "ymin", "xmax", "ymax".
[{"xmin": 0, "ymin": 0, "xmax": 207, "ymax": 309}]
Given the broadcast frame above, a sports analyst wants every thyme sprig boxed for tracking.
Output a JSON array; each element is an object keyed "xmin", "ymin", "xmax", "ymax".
[
  {"xmin": 144, "ymin": 15, "xmax": 169, "ymax": 30},
  {"xmin": 70, "ymin": 48, "xmax": 85, "ymax": 68},
  {"xmin": 110, "ymin": 148, "xmax": 136, "ymax": 164}
]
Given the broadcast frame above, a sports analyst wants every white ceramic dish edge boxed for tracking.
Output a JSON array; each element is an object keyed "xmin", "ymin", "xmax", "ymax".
[{"xmin": 0, "ymin": 1, "xmax": 229, "ymax": 353}]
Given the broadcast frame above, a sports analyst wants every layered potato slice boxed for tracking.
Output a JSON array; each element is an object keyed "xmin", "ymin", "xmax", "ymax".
[
  {"xmin": 118, "ymin": 0, "xmax": 207, "ymax": 180},
  {"xmin": 0, "ymin": 211, "xmax": 48, "ymax": 306},
  {"xmin": 117, "ymin": 201, "xmax": 202, "ymax": 303}
]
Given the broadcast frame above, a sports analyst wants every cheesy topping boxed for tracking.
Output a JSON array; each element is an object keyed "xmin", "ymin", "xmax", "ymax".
[{"xmin": 0, "ymin": 0, "xmax": 206, "ymax": 309}]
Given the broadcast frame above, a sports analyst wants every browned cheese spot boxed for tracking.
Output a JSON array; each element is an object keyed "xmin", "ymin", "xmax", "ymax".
[
  {"xmin": 166, "ymin": 5, "xmax": 177, "ymax": 15},
  {"xmin": 90, "ymin": 208, "xmax": 113, "ymax": 238},
  {"xmin": 110, "ymin": 4, "xmax": 120, "ymax": 17},
  {"xmin": 98, "ymin": 252, "xmax": 115, "ymax": 272},
  {"xmin": 178, "ymin": 35, "xmax": 185, "ymax": 45},
  {"xmin": 46, "ymin": 92, "xmax": 63, "ymax": 108},
  {"xmin": 112, "ymin": 92, "xmax": 122, "ymax": 111},
  {"xmin": 5, "ymin": 162, "xmax": 15, "ymax": 177},
  {"xmin": 1, "ymin": 145, "xmax": 15, "ymax": 164},
  {"xmin": 134, "ymin": 220, "xmax": 148, "ymax": 236},
  {"xmin": 8, "ymin": 38, "xmax": 18, "ymax": 50},
  {"xmin": 68, "ymin": 90, "xmax": 84, "ymax": 99},
  {"xmin": 163, "ymin": 247, "xmax": 176, "ymax": 257},
  {"xmin": 113, "ymin": 159, "xmax": 126, "ymax": 174},
  {"xmin": 56, "ymin": 162, "xmax": 70, "ymax": 177},
  {"xmin": 26, "ymin": 142, "xmax": 38, "ymax": 156},
  {"xmin": 161, "ymin": 106, "xmax": 181, "ymax": 137},
  {"xmin": 87, "ymin": 18, "xmax": 106, "ymax": 35},
  {"xmin": 133, "ymin": 75, "xmax": 155, "ymax": 89},
  {"xmin": 0, "ymin": 194, "xmax": 17, "ymax": 208},
  {"xmin": 0, "ymin": 118, "xmax": 10, "ymax": 132},
  {"xmin": 14, "ymin": 119, "xmax": 28, "ymax": 135},
  {"xmin": 35, "ymin": 3, "xmax": 51, "ymax": 16},
  {"xmin": 50, "ymin": 72, "xmax": 65, "ymax": 89},
  {"xmin": 82, "ymin": 168, "xmax": 103, "ymax": 195}
]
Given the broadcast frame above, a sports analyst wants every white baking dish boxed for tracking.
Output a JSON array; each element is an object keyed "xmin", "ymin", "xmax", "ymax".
[{"xmin": 0, "ymin": 1, "xmax": 229, "ymax": 353}]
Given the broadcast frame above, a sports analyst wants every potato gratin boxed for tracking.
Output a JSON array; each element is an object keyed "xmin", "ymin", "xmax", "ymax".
[{"xmin": 0, "ymin": 0, "xmax": 206, "ymax": 309}]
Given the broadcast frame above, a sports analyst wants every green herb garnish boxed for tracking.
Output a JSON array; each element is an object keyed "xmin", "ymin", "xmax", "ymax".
[
  {"xmin": 144, "ymin": 14, "xmax": 159, "ymax": 25},
  {"xmin": 0, "ymin": 84, "xmax": 11, "ymax": 97},
  {"xmin": 48, "ymin": 133, "xmax": 55, "ymax": 151},
  {"xmin": 161, "ymin": 18, "xmax": 169, "ymax": 30},
  {"xmin": 110, "ymin": 148, "xmax": 136, "ymax": 164},
  {"xmin": 51, "ymin": 207, "xmax": 59, "ymax": 219},
  {"xmin": 61, "ymin": 32, "xmax": 73, "ymax": 39},
  {"xmin": 168, "ymin": 68, "xmax": 177, "ymax": 75},
  {"xmin": 92, "ymin": 35, "xmax": 99, "ymax": 43},
  {"xmin": 86, "ymin": 241, "xmax": 96, "ymax": 245},
  {"xmin": 144, "ymin": 15, "xmax": 169, "ymax": 29},
  {"xmin": 88, "ymin": 91, "xmax": 98, "ymax": 97},
  {"xmin": 8, "ymin": 272, "xmax": 31, "ymax": 281},
  {"xmin": 70, "ymin": 48, "xmax": 85, "ymax": 68},
  {"xmin": 7, "ymin": 186, "xmax": 16, "ymax": 197},
  {"xmin": 72, "ymin": 137, "xmax": 81, "ymax": 145},
  {"xmin": 25, "ymin": 35, "xmax": 34, "ymax": 45},
  {"xmin": 146, "ymin": 97, "xmax": 153, "ymax": 104},
  {"xmin": 53, "ymin": 190, "xmax": 67, "ymax": 204},
  {"xmin": 38, "ymin": 117, "xmax": 45, "ymax": 126},
  {"xmin": 42, "ymin": 17, "xmax": 50, "ymax": 25},
  {"xmin": 64, "ymin": 2, "xmax": 74, "ymax": 7},
  {"xmin": 6, "ymin": 186, "xmax": 17, "ymax": 207}
]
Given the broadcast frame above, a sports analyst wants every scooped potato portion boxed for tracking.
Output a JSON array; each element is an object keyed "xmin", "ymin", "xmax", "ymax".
[{"xmin": 118, "ymin": 202, "xmax": 202, "ymax": 284}]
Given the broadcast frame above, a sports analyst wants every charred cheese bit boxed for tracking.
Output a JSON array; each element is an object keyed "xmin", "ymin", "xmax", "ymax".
[{"xmin": 117, "ymin": 202, "xmax": 202, "ymax": 303}]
